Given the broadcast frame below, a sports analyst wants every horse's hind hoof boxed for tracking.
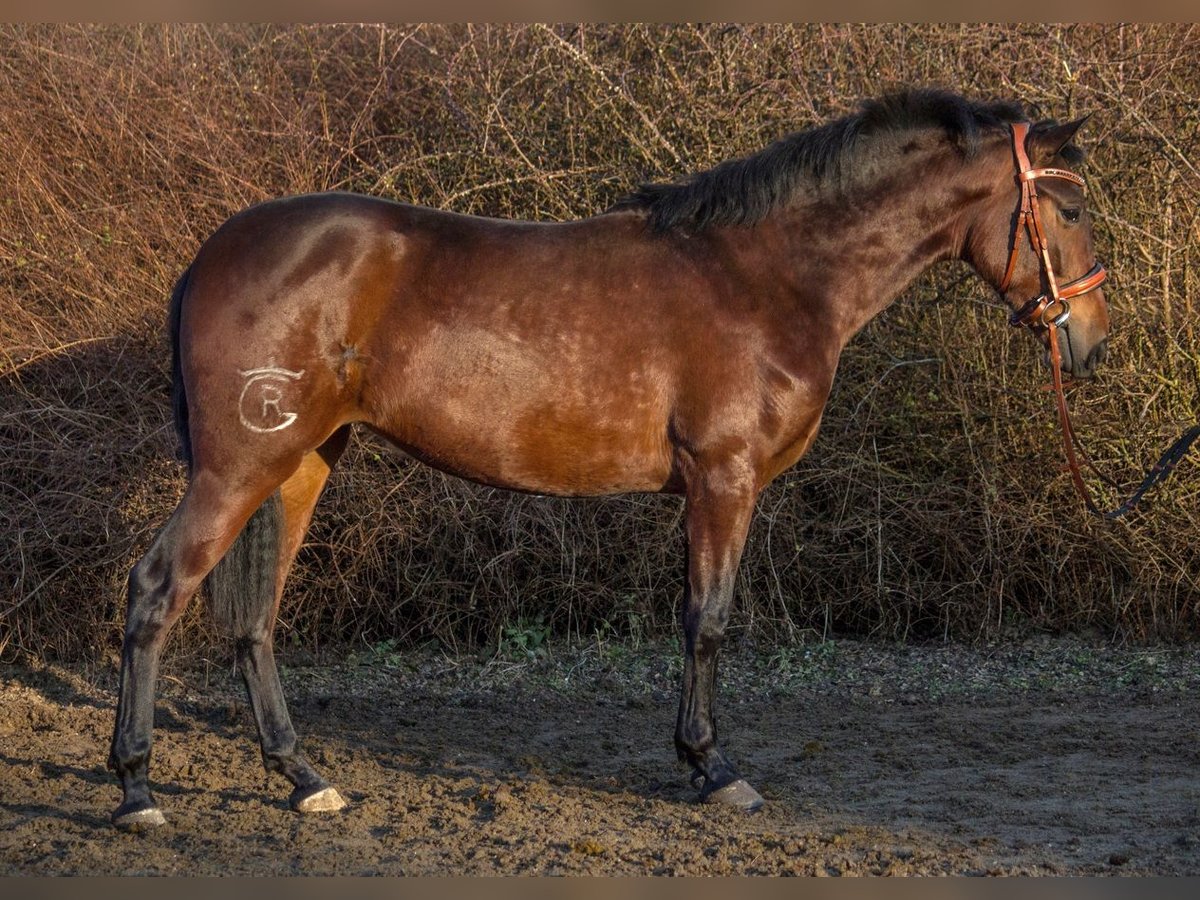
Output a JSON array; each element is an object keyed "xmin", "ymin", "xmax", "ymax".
[
  {"xmin": 703, "ymin": 779, "xmax": 765, "ymax": 812},
  {"xmin": 290, "ymin": 785, "xmax": 347, "ymax": 813},
  {"xmin": 112, "ymin": 804, "xmax": 167, "ymax": 831}
]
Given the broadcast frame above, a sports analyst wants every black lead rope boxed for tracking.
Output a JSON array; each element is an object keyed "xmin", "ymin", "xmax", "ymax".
[{"xmin": 1103, "ymin": 423, "xmax": 1200, "ymax": 519}]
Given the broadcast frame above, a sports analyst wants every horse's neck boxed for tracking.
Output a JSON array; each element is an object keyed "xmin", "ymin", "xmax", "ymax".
[{"xmin": 777, "ymin": 149, "xmax": 990, "ymax": 345}]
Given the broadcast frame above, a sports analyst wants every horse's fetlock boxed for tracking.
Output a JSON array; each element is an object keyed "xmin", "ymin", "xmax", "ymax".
[
  {"xmin": 110, "ymin": 745, "xmax": 150, "ymax": 777},
  {"xmin": 676, "ymin": 722, "xmax": 715, "ymax": 757}
]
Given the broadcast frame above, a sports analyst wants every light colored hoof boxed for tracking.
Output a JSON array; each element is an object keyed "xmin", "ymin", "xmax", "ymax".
[
  {"xmin": 112, "ymin": 806, "xmax": 167, "ymax": 830},
  {"xmin": 703, "ymin": 779, "xmax": 765, "ymax": 812},
  {"xmin": 292, "ymin": 786, "xmax": 347, "ymax": 813}
]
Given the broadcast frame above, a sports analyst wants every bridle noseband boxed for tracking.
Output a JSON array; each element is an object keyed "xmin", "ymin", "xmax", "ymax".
[{"xmin": 999, "ymin": 121, "xmax": 1107, "ymax": 330}]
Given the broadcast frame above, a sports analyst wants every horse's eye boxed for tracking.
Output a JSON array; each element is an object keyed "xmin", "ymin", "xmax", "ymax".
[{"xmin": 1061, "ymin": 207, "xmax": 1081, "ymax": 224}]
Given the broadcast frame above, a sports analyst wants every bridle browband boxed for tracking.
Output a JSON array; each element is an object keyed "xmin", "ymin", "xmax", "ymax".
[{"xmin": 999, "ymin": 122, "xmax": 1198, "ymax": 518}]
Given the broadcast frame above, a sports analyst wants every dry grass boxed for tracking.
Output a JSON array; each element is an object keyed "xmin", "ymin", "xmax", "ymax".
[{"xmin": 2, "ymin": 24, "xmax": 1199, "ymax": 662}]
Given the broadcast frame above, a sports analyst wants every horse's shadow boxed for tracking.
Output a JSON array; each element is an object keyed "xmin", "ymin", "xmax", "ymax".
[
  {"xmin": 0, "ymin": 750, "xmax": 288, "ymax": 825},
  {"xmin": 277, "ymin": 674, "xmax": 701, "ymax": 807},
  {"xmin": 1, "ymin": 664, "xmax": 112, "ymax": 712}
]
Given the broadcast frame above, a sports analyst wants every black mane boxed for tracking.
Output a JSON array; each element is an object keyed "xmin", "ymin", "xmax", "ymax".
[{"xmin": 619, "ymin": 89, "xmax": 1032, "ymax": 233}]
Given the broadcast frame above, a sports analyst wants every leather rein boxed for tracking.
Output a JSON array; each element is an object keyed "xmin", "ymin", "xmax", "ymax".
[{"xmin": 1000, "ymin": 122, "xmax": 1199, "ymax": 519}]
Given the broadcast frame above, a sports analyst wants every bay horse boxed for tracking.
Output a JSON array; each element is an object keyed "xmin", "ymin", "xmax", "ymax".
[{"xmin": 109, "ymin": 89, "xmax": 1110, "ymax": 828}]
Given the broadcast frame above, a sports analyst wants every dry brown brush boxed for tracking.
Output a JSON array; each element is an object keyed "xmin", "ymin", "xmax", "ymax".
[{"xmin": 2, "ymin": 24, "xmax": 1199, "ymax": 662}]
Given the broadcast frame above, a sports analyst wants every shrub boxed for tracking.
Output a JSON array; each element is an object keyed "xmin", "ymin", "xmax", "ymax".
[{"xmin": 2, "ymin": 24, "xmax": 1198, "ymax": 661}]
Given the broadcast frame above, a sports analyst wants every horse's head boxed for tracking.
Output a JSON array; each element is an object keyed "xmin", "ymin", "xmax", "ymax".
[{"xmin": 973, "ymin": 117, "xmax": 1110, "ymax": 380}]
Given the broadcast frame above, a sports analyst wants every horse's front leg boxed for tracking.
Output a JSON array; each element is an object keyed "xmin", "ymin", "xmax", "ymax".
[{"xmin": 674, "ymin": 456, "xmax": 764, "ymax": 810}]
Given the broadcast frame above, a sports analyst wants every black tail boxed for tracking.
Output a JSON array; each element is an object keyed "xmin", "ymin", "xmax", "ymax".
[
  {"xmin": 168, "ymin": 266, "xmax": 282, "ymax": 636},
  {"xmin": 207, "ymin": 494, "xmax": 282, "ymax": 637},
  {"xmin": 167, "ymin": 267, "xmax": 193, "ymax": 469}
]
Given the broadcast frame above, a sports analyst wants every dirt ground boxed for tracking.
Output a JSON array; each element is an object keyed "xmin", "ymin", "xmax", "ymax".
[{"xmin": 2, "ymin": 636, "xmax": 1199, "ymax": 876}]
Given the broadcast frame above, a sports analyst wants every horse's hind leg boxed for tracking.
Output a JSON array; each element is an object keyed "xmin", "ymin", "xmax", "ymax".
[
  {"xmin": 675, "ymin": 456, "xmax": 764, "ymax": 811},
  {"xmin": 229, "ymin": 426, "xmax": 350, "ymax": 813},
  {"xmin": 109, "ymin": 469, "xmax": 284, "ymax": 829}
]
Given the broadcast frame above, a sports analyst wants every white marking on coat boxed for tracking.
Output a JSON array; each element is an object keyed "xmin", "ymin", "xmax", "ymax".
[{"xmin": 238, "ymin": 366, "xmax": 305, "ymax": 433}]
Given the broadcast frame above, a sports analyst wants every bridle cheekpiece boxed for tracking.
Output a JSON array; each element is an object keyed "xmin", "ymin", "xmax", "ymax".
[{"xmin": 999, "ymin": 121, "xmax": 1107, "ymax": 330}]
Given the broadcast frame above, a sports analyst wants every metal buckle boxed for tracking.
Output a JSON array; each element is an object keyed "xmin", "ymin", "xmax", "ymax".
[
  {"xmin": 1009, "ymin": 295, "xmax": 1070, "ymax": 329},
  {"xmin": 1045, "ymin": 299, "xmax": 1070, "ymax": 327}
]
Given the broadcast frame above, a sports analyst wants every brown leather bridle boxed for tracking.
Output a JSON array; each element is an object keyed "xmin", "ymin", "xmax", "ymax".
[
  {"xmin": 999, "ymin": 122, "xmax": 1199, "ymax": 518},
  {"xmin": 999, "ymin": 121, "xmax": 1108, "ymax": 514},
  {"xmin": 999, "ymin": 121, "xmax": 1107, "ymax": 331}
]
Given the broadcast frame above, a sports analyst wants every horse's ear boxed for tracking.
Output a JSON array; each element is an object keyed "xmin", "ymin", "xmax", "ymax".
[{"xmin": 1031, "ymin": 115, "xmax": 1091, "ymax": 163}]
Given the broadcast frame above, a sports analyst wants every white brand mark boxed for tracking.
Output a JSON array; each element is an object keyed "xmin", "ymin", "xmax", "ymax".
[{"xmin": 238, "ymin": 366, "xmax": 305, "ymax": 433}]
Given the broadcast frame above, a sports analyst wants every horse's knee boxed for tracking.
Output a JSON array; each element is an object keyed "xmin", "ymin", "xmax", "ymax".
[{"xmin": 684, "ymin": 605, "xmax": 731, "ymax": 654}]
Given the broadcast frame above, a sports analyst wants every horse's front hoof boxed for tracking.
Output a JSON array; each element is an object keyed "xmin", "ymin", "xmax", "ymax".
[
  {"xmin": 702, "ymin": 778, "xmax": 764, "ymax": 812},
  {"xmin": 112, "ymin": 803, "xmax": 167, "ymax": 831},
  {"xmin": 290, "ymin": 785, "xmax": 347, "ymax": 813}
]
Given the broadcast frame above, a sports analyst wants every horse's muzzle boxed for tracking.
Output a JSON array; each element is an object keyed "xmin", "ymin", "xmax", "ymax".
[
  {"xmin": 1083, "ymin": 337, "xmax": 1109, "ymax": 376},
  {"xmin": 1048, "ymin": 334, "xmax": 1108, "ymax": 380}
]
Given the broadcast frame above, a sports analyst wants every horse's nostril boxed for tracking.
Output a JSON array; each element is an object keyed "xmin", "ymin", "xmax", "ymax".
[{"xmin": 1090, "ymin": 338, "xmax": 1109, "ymax": 368}]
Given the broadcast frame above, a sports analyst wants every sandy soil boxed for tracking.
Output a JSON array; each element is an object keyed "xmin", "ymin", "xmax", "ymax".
[{"xmin": 3, "ymin": 637, "xmax": 1199, "ymax": 876}]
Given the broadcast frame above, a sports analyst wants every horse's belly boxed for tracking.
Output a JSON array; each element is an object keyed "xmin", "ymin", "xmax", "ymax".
[
  {"xmin": 372, "ymin": 402, "xmax": 675, "ymax": 496},
  {"xmin": 364, "ymin": 328, "xmax": 675, "ymax": 496}
]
